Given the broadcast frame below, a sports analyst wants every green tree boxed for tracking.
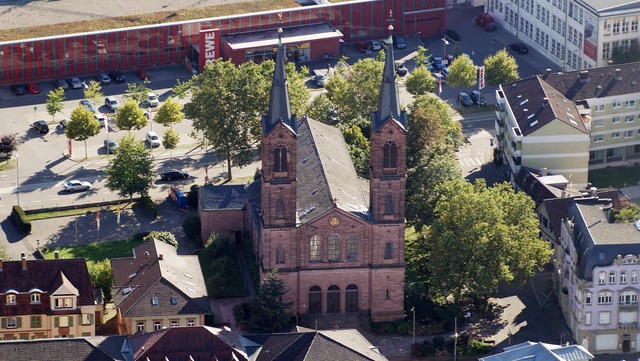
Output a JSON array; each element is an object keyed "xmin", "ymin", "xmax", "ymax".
[
  {"xmin": 88, "ymin": 259, "xmax": 113, "ymax": 302},
  {"xmin": 155, "ymin": 97, "xmax": 184, "ymax": 129},
  {"xmin": 405, "ymin": 65, "xmax": 436, "ymax": 96},
  {"xmin": 0, "ymin": 134, "xmax": 18, "ymax": 156},
  {"xmin": 162, "ymin": 128, "xmax": 180, "ymax": 150},
  {"xmin": 338, "ymin": 122, "xmax": 370, "ymax": 178},
  {"xmin": 285, "ymin": 63, "xmax": 311, "ymax": 118},
  {"xmin": 65, "ymin": 106, "xmax": 101, "ymax": 159},
  {"xmin": 306, "ymin": 93, "xmax": 338, "ymax": 125},
  {"xmin": 614, "ymin": 203, "xmax": 640, "ymax": 223},
  {"xmin": 114, "ymin": 99, "xmax": 148, "ymax": 132},
  {"xmin": 83, "ymin": 80, "xmax": 103, "ymax": 109},
  {"xmin": 414, "ymin": 45, "xmax": 430, "ymax": 68},
  {"xmin": 251, "ymin": 269, "xmax": 293, "ymax": 332},
  {"xmin": 446, "ymin": 55, "xmax": 477, "ymax": 88},
  {"xmin": 409, "ymin": 179, "xmax": 551, "ymax": 303},
  {"xmin": 104, "ymin": 134, "xmax": 155, "ymax": 200},
  {"xmin": 484, "ymin": 49, "xmax": 520, "ymax": 86},
  {"xmin": 124, "ymin": 82, "xmax": 152, "ymax": 106},
  {"xmin": 45, "ymin": 87, "xmax": 65, "ymax": 123},
  {"xmin": 612, "ymin": 44, "xmax": 640, "ymax": 64}
]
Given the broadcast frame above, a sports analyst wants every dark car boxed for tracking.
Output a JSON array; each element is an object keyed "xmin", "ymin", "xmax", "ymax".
[
  {"xmin": 109, "ymin": 71, "xmax": 126, "ymax": 84},
  {"xmin": 470, "ymin": 91, "xmax": 486, "ymax": 106},
  {"xmin": 10, "ymin": 84, "xmax": 27, "ymax": 96},
  {"xmin": 393, "ymin": 35, "xmax": 407, "ymax": 50},
  {"xmin": 136, "ymin": 68, "xmax": 150, "ymax": 80},
  {"xmin": 354, "ymin": 42, "xmax": 369, "ymax": 53},
  {"xmin": 53, "ymin": 79, "xmax": 70, "ymax": 90},
  {"xmin": 59, "ymin": 118, "xmax": 70, "ymax": 130},
  {"xmin": 509, "ymin": 42, "xmax": 529, "ymax": 54},
  {"xmin": 33, "ymin": 120, "xmax": 49, "ymax": 134},
  {"xmin": 160, "ymin": 169, "xmax": 189, "ymax": 181},
  {"xmin": 457, "ymin": 92, "xmax": 473, "ymax": 107},
  {"xmin": 395, "ymin": 63, "xmax": 408, "ymax": 77},
  {"xmin": 430, "ymin": 56, "xmax": 445, "ymax": 70}
]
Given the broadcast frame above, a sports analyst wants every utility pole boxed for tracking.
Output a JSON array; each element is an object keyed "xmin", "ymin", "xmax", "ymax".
[{"xmin": 454, "ymin": 317, "xmax": 458, "ymax": 361}]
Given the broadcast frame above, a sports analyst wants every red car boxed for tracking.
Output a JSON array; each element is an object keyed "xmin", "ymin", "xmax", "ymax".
[
  {"xmin": 136, "ymin": 68, "xmax": 150, "ymax": 80},
  {"xmin": 26, "ymin": 83, "xmax": 40, "ymax": 94}
]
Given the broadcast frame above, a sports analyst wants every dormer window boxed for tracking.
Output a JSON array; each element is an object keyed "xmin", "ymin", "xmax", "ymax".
[
  {"xmin": 54, "ymin": 297, "xmax": 73, "ymax": 309},
  {"xmin": 273, "ymin": 145, "xmax": 288, "ymax": 172},
  {"xmin": 30, "ymin": 293, "xmax": 40, "ymax": 304},
  {"xmin": 151, "ymin": 297, "xmax": 159, "ymax": 305},
  {"xmin": 6, "ymin": 294, "xmax": 16, "ymax": 305}
]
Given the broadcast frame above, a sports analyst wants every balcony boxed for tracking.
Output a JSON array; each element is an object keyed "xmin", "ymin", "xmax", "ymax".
[{"xmin": 495, "ymin": 119, "xmax": 505, "ymax": 135}]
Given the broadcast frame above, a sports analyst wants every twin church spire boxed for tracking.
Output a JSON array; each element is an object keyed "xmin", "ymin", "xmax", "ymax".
[
  {"xmin": 373, "ymin": 25, "xmax": 407, "ymax": 132},
  {"xmin": 263, "ymin": 28, "xmax": 296, "ymax": 136}
]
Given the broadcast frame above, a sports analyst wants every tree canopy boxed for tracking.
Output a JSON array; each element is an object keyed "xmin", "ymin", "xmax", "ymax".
[
  {"xmin": 250, "ymin": 269, "xmax": 293, "ymax": 332},
  {"xmin": 408, "ymin": 179, "xmax": 552, "ymax": 303},
  {"xmin": 484, "ymin": 49, "xmax": 520, "ymax": 86},
  {"xmin": 104, "ymin": 134, "xmax": 155, "ymax": 200},
  {"xmin": 155, "ymin": 97, "xmax": 184, "ymax": 128},
  {"xmin": 65, "ymin": 106, "xmax": 101, "ymax": 159},
  {"xmin": 446, "ymin": 55, "xmax": 477, "ymax": 88},
  {"xmin": 83, "ymin": 80, "xmax": 103, "ymax": 108},
  {"xmin": 405, "ymin": 65, "xmax": 436, "ymax": 96},
  {"xmin": 114, "ymin": 99, "xmax": 148, "ymax": 132},
  {"xmin": 46, "ymin": 87, "xmax": 65, "ymax": 123}
]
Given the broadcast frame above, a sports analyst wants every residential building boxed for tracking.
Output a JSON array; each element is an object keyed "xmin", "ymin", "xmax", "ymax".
[
  {"xmin": 496, "ymin": 62, "xmax": 640, "ymax": 187},
  {"xmin": 557, "ymin": 197, "xmax": 640, "ymax": 353},
  {"xmin": 486, "ymin": 0, "xmax": 640, "ymax": 70},
  {"xmin": 199, "ymin": 30, "xmax": 407, "ymax": 323},
  {"xmin": 0, "ymin": 336, "xmax": 133, "ymax": 361},
  {"xmin": 110, "ymin": 239, "xmax": 210, "ymax": 336},
  {"xmin": 129, "ymin": 326, "xmax": 247, "ymax": 361},
  {"xmin": 0, "ymin": 256, "xmax": 99, "ymax": 340},
  {"xmin": 242, "ymin": 328, "xmax": 388, "ymax": 360},
  {"xmin": 480, "ymin": 341, "xmax": 593, "ymax": 361}
]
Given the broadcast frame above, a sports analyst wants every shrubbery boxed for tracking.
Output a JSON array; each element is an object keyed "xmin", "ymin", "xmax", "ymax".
[
  {"xmin": 11, "ymin": 205, "xmax": 31, "ymax": 234},
  {"xmin": 139, "ymin": 194, "xmax": 158, "ymax": 218},
  {"xmin": 187, "ymin": 184, "xmax": 199, "ymax": 209},
  {"xmin": 183, "ymin": 216, "xmax": 201, "ymax": 243},
  {"xmin": 144, "ymin": 231, "xmax": 178, "ymax": 248}
]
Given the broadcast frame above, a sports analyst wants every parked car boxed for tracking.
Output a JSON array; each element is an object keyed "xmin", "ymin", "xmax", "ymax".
[
  {"xmin": 53, "ymin": 79, "xmax": 70, "ymax": 90},
  {"xmin": 476, "ymin": 13, "xmax": 496, "ymax": 31},
  {"xmin": 59, "ymin": 118, "xmax": 70, "ymax": 131},
  {"xmin": 136, "ymin": 68, "xmax": 150, "ymax": 80},
  {"xmin": 94, "ymin": 73, "xmax": 111, "ymax": 85},
  {"xmin": 94, "ymin": 112, "xmax": 107, "ymax": 126},
  {"xmin": 104, "ymin": 96, "xmax": 120, "ymax": 111},
  {"xmin": 509, "ymin": 42, "xmax": 529, "ymax": 54},
  {"xmin": 430, "ymin": 56, "xmax": 445, "ymax": 70},
  {"xmin": 10, "ymin": 84, "xmax": 26, "ymax": 96},
  {"xmin": 395, "ymin": 63, "xmax": 408, "ymax": 77},
  {"xmin": 393, "ymin": 35, "xmax": 407, "ymax": 49},
  {"xmin": 354, "ymin": 42, "xmax": 369, "ymax": 53},
  {"xmin": 470, "ymin": 91, "xmax": 486, "ymax": 106},
  {"xmin": 104, "ymin": 138, "xmax": 118, "ymax": 154},
  {"xmin": 108, "ymin": 71, "xmax": 126, "ymax": 84},
  {"xmin": 433, "ymin": 72, "xmax": 446, "ymax": 84},
  {"xmin": 26, "ymin": 83, "xmax": 40, "ymax": 94},
  {"xmin": 146, "ymin": 131, "xmax": 161, "ymax": 148},
  {"xmin": 160, "ymin": 169, "xmax": 189, "ymax": 181},
  {"xmin": 368, "ymin": 40, "xmax": 382, "ymax": 51},
  {"xmin": 312, "ymin": 69, "xmax": 326, "ymax": 87},
  {"xmin": 67, "ymin": 77, "xmax": 83, "ymax": 89},
  {"xmin": 63, "ymin": 180, "xmax": 91, "ymax": 192},
  {"xmin": 33, "ymin": 120, "xmax": 49, "ymax": 134},
  {"xmin": 79, "ymin": 99, "xmax": 95, "ymax": 113},
  {"xmin": 146, "ymin": 92, "xmax": 159, "ymax": 107},
  {"xmin": 457, "ymin": 92, "xmax": 474, "ymax": 107}
]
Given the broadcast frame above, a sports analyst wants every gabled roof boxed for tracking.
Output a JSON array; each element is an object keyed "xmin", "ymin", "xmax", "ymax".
[
  {"xmin": 50, "ymin": 271, "xmax": 80, "ymax": 297},
  {"xmin": 200, "ymin": 184, "xmax": 247, "ymax": 210},
  {"xmin": 480, "ymin": 341, "xmax": 593, "ymax": 361},
  {"xmin": 502, "ymin": 76, "xmax": 587, "ymax": 136},
  {"xmin": 242, "ymin": 329, "xmax": 388, "ymax": 361},
  {"xmin": 110, "ymin": 240, "xmax": 210, "ymax": 317},
  {"xmin": 0, "ymin": 336, "xmax": 131, "ymax": 361},
  {"xmin": 515, "ymin": 167, "xmax": 582, "ymax": 205},
  {"xmin": 296, "ymin": 118, "xmax": 370, "ymax": 224},
  {"xmin": 0, "ymin": 259, "xmax": 94, "ymax": 313},
  {"xmin": 130, "ymin": 326, "xmax": 247, "ymax": 361}
]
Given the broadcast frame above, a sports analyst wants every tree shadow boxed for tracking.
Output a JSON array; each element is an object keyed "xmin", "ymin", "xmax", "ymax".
[
  {"xmin": 0, "ymin": 216, "xmax": 27, "ymax": 244},
  {"xmin": 465, "ymin": 161, "xmax": 505, "ymax": 186}
]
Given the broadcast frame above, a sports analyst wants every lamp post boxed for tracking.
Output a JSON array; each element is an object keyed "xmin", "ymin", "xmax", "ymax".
[
  {"xmin": 412, "ymin": 307, "xmax": 416, "ymax": 355},
  {"xmin": 15, "ymin": 152, "xmax": 19, "ymax": 206},
  {"xmin": 441, "ymin": 37, "xmax": 449, "ymax": 58},
  {"xmin": 453, "ymin": 317, "xmax": 458, "ymax": 361}
]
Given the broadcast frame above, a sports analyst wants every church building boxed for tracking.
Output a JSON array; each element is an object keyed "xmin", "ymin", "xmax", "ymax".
[{"xmin": 199, "ymin": 27, "xmax": 407, "ymax": 322}]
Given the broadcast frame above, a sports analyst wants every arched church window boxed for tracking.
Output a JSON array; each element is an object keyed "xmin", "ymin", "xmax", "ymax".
[
  {"xmin": 309, "ymin": 235, "xmax": 321, "ymax": 261},
  {"xmin": 273, "ymin": 145, "xmax": 288, "ymax": 172},
  {"xmin": 383, "ymin": 141, "xmax": 397, "ymax": 168},
  {"xmin": 328, "ymin": 234, "xmax": 340, "ymax": 261},
  {"xmin": 384, "ymin": 193, "xmax": 394, "ymax": 215},
  {"xmin": 276, "ymin": 245, "xmax": 285, "ymax": 264},
  {"xmin": 384, "ymin": 241, "xmax": 393, "ymax": 259},
  {"xmin": 276, "ymin": 198, "xmax": 285, "ymax": 219}
]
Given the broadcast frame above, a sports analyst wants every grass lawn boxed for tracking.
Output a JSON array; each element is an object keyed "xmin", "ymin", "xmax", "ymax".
[
  {"xmin": 589, "ymin": 166, "xmax": 640, "ymax": 189},
  {"xmin": 198, "ymin": 239, "xmax": 247, "ymax": 298},
  {"xmin": 42, "ymin": 239, "xmax": 144, "ymax": 267}
]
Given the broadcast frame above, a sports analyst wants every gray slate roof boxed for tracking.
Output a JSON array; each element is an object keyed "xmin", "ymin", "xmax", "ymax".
[
  {"xmin": 503, "ymin": 76, "xmax": 587, "ymax": 136},
  {"xmin": 200, "ymin": 184, "xmax": 247, "ymax": 210},
  {"xmin": 581, "ymin": 0, "xmax": 640, "ymax": 12},
  {"xmin": 0, "ymin": 336, "xmax": 132, "ymax": 361},
  {"xmin": 480, "ymin": 342, "xmax": 593, "ymax": 361},
  {"xmin": 373, "ymin": 32, "xmax": 407, "ymax": 133}
]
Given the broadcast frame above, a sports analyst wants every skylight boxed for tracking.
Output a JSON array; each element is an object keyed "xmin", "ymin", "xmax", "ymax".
[{"xmin": 529, "ymin": 120, "xmax": 539, "ymax": 127}]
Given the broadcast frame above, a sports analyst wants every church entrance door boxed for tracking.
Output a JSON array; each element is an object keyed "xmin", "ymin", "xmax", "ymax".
[
  {"xmin": 308, "ymin": 286, "xmax": 322, "ymax": 313},
  {"xmin": 345, "ymin": 284, "xmax": 359, "ymax": 313},
  {"xmin": 327, "ymin": 285, "xmax": 340, "ymax": 313}
]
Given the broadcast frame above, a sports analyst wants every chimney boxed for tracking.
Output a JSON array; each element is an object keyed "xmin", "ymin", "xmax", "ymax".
[
  {"xmin": 541, "ymin": 168, "xmax": 548, "ymax": 176},
  {"xmin": 578, "ymin": 70, "xmax": 589, "ymax": 83},
  {"xmin": 21, "ymin": 252, "xmax": 26, "ymax": 271},
  {"xmin": 546, "ymin": 68, "xmax": 552, "ymax": 76},
  {"xmin": 54, "ymin": 251, "xmax": 59, "ymax": 259},
  {"xmin": 615, "ymin": 68, "xmax": 622, "ymax": 80},
  {"xmin": 144, "ymin": 251, "xmax": 150, "ymax": 266}
]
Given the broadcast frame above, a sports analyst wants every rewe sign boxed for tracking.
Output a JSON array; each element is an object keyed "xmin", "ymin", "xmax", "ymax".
[{"xmin": 199, "ymin": 28, "xmax": 220, "ymax": 73}]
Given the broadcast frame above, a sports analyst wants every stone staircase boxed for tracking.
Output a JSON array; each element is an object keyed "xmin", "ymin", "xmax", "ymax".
[{"xmin": 301, "ymin": 312, "xmax": 371, "ymax": 332}]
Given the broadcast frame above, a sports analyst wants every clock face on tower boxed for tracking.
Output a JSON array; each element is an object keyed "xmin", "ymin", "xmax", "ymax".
[{"xmin": 329, "ymin": 216, "xmax": 341, "ymax": 227}]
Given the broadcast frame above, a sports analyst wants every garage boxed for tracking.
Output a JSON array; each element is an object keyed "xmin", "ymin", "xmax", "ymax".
[{"xmin": 595, "ymin": 334, "xmax": 618, "ymax": 351}]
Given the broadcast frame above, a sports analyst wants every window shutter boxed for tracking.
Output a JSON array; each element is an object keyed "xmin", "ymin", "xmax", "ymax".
[
  {"xmin": 1, "ymin": 318, "xmax": 6, "ymax": 329},
  {"xmin": 90, "ymin": 314, "xmax": 94, "ymax": 325},
  {"xmin": 78, "ymin": 315, "xmax": 82, "ymax": 325},
  {"xmin": 54, "ymin": 317, "xmax": 59, "ymax": 327},
  {"xmin": 68, "ymin": 316, "xmax": 73, "ymax": 327},
  {"xmin": 16, "ymin": 317, "xmax": 21, "ymax": 328}
]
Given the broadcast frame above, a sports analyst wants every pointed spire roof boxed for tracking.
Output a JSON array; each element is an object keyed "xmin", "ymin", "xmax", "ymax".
[
  {"xmin": 372, "ymin": 25, "xmax": 407, "ymax": 132},
  {"xmin": 263, "ymin": 28, "xmax": 297, "ymax": 136}
]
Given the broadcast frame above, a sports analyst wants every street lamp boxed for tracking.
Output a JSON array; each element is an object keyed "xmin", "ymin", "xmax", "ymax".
[
  {"xmin": 15, "ymin": 152, "xmax": 19, "ymax": 206},
  {"xmin": 441, "ymin": 37, "xmax": 449, "ymax": 58}
]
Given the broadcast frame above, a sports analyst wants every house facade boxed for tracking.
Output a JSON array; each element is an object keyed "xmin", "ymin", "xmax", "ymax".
[
  {"xmin": 486, "ymin": 0, "xmax": 640, "ymax": 71},
  {"xmin": 0, "ymin": 257, "xmax": 98, "ymax": 340},
  {"xmin": 110, "ymin": 240, "xmax": 210, "ymax": 336},
  {"xmin": 558, "ymin": 198, "xmax": 640, "ymax": 354}
]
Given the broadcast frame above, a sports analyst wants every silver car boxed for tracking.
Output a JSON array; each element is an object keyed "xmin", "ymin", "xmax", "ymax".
[
  {"xmin": 67, "ymin": 77, "xmax": 82, "ymax": 89},
  {"xmin": 63, "ymin": 180, "xmax": 91, "ymax": 192}
]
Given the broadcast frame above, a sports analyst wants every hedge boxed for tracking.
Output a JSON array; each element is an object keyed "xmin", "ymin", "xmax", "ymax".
[{"xmin": 11, "ymin": 205, "xmax": 31, "ymax": 234}]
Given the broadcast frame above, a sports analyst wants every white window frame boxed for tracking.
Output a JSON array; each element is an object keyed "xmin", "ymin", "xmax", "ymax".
[
  {"xmin": 625, "ymin": 130, "xmax": 634, "ymax": 138},
  {"xmin": 614, "ymin": 101, "xmax": 622, "ymax": 108},
  {"xmin": 613, "ymin": 116, "xmax": 621, "ymax": 124},
  {"xmin": 30, "ymin": 293, "xmax": 40, "ymax": 304},
  {"xmin": 6, "ymin": 294, "xmax": 16, "ymax": 305},
  {"xmin": 627, "ymin": 100, "xmax": 636, "ymax": 108},
  {"xmin": 612, "ymin": 132, "xmax": 621, "ymax": 139},
  {"xmin": 187, "ymin": 319, "xmax": 196, "ymax": 327},
  {"xmin": 595, "ymin": 104, "xmax": 605, "ymax": 112},
  {"xmin": 585, "ymin": 312, "xmax": 591, "ymax": 325},
  {"xmin": 586, "ymin": 292, "xmax": 592, "ymax": 305},
  {"xmin": 598, "ymin": 271, "xmax": 606, "ymax": 284},
  {"xmin": 594, "ymin": 119, "xmax": 605, "ymax": 127},
  {"xmin": 6, "ymin": 317, "xmax": 17, "ymax": 329},
  {"xmin": 82, "ymin": 314, "xmax": 92, "ymax": 325},
  {"xmin": 632, "ymin": 270, "xmax": 639, "ymax": 283},
  {"xmin": 137, "ymin": 321, "xmax": 145, "ymax": 332},
  {"xmin": 621, "ymin": 271, "xmax": 628, "ymax": 283},
  {"xmin": 599, "ymin": 311, "xmax": 611, "ymax": 324},
  {"xmin": 594, "ymin": 135, "xmax": 604, "ymax": 143}
]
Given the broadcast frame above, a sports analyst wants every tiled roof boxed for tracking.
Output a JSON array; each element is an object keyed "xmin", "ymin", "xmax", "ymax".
[
  {"xmin": 480, "ymin": 342, "xmax": 592, "ymax": 361},
  {"xmin": 0, "ymin": 259, "xmax": 94, "ymax": 316},
  {"xmin": 200, "ymin": 184, "xmax": 247, "ymax": 210},
  {"xmin": 242, "ymin": 329, "xmax": 388, "ymax": 361},
  {"xmin": 130, "ymin": 326, "xmax": 247, "ymax": 361},
  {"xmin": 110, "ymin": 240, "xmax": 210, "ymax": 317},
  {"xmin": 296, "ymin": 118, "xmax": 370, "ymax": 224},
  {"xmin": 502, "ymin": 76, "xmax": 587, "ymax": 136},
  {"xmin": 542, "ymin": 61, "xmax": 640, "ymax": 101},
  {"xmin": 0, "ymin": 336, "xmax": 130, "ymax": 361}
]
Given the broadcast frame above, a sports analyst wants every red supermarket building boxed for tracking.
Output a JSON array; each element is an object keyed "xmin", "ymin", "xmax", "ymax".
[{"xmin": 0, "ymin": 0, "xmax": 447, "ymax": 84}]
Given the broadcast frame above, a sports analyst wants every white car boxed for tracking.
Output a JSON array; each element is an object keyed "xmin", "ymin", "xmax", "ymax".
[
  {"xmin": 94, "ymin": 112, "xmax": 107, "ymax": 126},
  {"xmin": 146, "ymin": 92, "xmax": 159, "ymax": 107},
  {"xmin": 146, "ymin": 131, "xmax": 161, "ymax": 148},
  {"xmin": 105, "ymin": 96, "xmax": 120, "ymax": 111},
  {"xmin": 63, "ymin": 180, "xmax": 91, "ymax": 192}
]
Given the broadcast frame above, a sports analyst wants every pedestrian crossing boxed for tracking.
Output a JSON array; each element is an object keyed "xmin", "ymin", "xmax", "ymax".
[{"xmin": 458, "ymin": 156, "xmax": 486, "ymax": 169}]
